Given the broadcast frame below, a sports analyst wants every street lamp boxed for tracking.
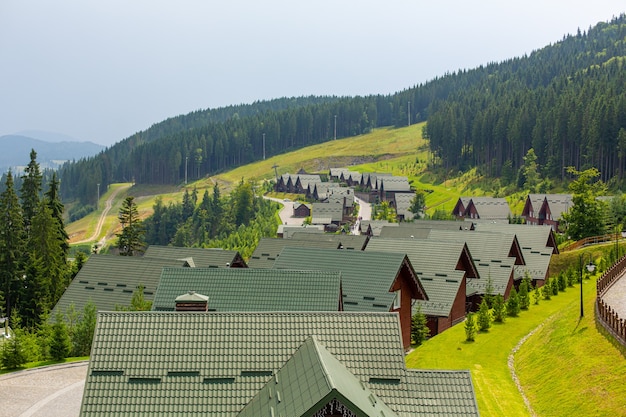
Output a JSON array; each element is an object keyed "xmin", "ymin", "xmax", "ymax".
[{"xmin": 579, "ymin": 253, "xmax": 595, "ymax": 318}]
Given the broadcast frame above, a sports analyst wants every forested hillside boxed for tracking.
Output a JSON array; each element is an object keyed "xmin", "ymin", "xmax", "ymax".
[{"xmin": 59, "ymin": 14, "xmax": 626, "ymax": 208}]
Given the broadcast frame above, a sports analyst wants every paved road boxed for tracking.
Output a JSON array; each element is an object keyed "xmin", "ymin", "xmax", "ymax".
[
  {"xmin": 0, "ymin": 361, "xmax": 88, "ymax": 417},
  {"xmin": 263, "ymin": 196, "xmax": 304, "ymax": 226},
  {"xmin": 602, "ymin": 271, "xmax": 626, "ymax": 318}
]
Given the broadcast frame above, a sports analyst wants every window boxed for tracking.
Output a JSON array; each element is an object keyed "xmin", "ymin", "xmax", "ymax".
[{"xmin": 392, "ymin": 289, "xmax": 401, "ymax": 309}]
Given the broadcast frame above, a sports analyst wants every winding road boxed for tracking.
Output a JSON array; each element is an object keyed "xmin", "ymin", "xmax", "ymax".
[{"xmin": 72, "ymin": 184, "xmax": 130, "ymax": 248}]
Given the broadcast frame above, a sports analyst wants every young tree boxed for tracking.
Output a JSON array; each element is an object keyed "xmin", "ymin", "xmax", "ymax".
[
  {"xmin": 492, "ymin": 294, "xmax": 506, "ymax": 323},
  {"xmin": 411, "ymin": 304, "xmax": 430, "ymax": 346},
  {"xmin": 561, "ymin": 167, "xmax": 606, "ymax": 240},
  {"xmin": 506, "ymin": 287, "xmax": 520, "ymax": 317},
  {"xmin": 116, "ymin": 196, "xmax": 146, "ymax": 256},
  {"xmin": 533, "ymin": 285, "xmax": 541, "ymax": 305},
  {"xmin": 116, "ymin": 284, "xmax": 152, "ymax": 311},
  {"xmin": 409, "ymin": 191, "xmax": 426, "ymax": 219},
  {"xmin": 518, "ymin": 275, "xmax": 531, "ymax": 311},
  {"xmin": 557, "ymin": 271, "xmax": 567, "ymax": 292},
  {"xmin": 465, "ymin": 313, "xmax": 476, "ymax": 342},
  {"xmin": 542, "ymin": 278, "xmax": 552, "ymax": 300},
  {"xmin": 477, "ymin": 299, "xmax": 492, "ymax": 331},
  {"xmin": 72, "ymin": 301, "xmax": 97, "ymax": 357},
  {"xmin": 0, "ymin": 313, "xmax": 27, "ymax": 369},
  {"xmin": 484, "ymin": 275, "xmax": 495, "ymax": 308},
  {"xmin": 49, "ymin": 312, "xmax": 71, "ymax": 361}
]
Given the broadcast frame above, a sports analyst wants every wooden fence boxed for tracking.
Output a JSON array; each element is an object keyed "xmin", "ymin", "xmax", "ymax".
[{"xmin": 596, "ymin": 254, "xmax": 626, "ymax": 347}]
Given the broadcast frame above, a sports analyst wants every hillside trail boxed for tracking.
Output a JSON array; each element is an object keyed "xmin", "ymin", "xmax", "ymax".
[{"xmin": 72, "ymin": 184, "xmax": 131, "ymax": 247}]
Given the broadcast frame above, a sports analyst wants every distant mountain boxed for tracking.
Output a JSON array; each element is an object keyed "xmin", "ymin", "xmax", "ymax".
[
  {"xmin": 14, "ymin": 130, "xmax": 84, "ymax": 144},
  {"xmin": 0, "ymin": 135, "xmax": 104, "ymax": 172}
]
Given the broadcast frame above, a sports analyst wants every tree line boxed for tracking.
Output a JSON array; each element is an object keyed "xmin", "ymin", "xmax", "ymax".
[
  {"xmin": 0, "ymin": 150, "xmax": 77, "ymax": 329},
  {"xmin": 425, "ymin": 15, "xmax": 626, "ymax": 185},
  {"xmin": 144, "ymin": 180, "xmax": 279, "ymax": 258},
  {"xmin": 56, "ymin": 15, "xmax": 626, "ymax": 210}
]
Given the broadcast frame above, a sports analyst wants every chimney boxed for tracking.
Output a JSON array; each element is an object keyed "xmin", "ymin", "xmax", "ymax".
[{"xmin": 175, "ymin": 291, "xmax": 209, "ymax": 312}]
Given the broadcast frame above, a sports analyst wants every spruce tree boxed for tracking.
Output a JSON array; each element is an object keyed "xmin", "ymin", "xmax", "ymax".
[
  {"xmin": 0, "ymin": 171, "xmax": 25, "ymax": 320},
  {"xmin": 116, "ymin": 196, "xmax": 145, "ymax": 256},
  {"xmin": 543, "ymin": 278, "xmax": 552, "ymax": 300},
  {"xmin": 465, "ymin": 313, "xmax": 476, "ymax": 342},
  {"xmin": 558, "ymin": 271, "xmax": 567, "ymax": 292},
  {"xmin": 493, "ymin": 294, "xmax": 506, "ymax": 323},
  {"xmin": 49, "ymin": 313, "xmax": 71, "ymax": 361},
  {"xmin": 533, "ymin": 285, "xmax": 541, "ymax": 305},
  {"xmin": 72, "ymin": 301, "xmax": 97, "ymax": 356},
  {"xmin": 518, "ymin": 277, "xmax": 530, "ymax": 311},
  {"xmin": 1, "ymin": 314, "xmax": 27, "ymax": 369},
  {"xmin": 44, "ymin": 172, "xmax": 69, "ymax": 257},
  {"xmin": 477, "ymin": 299, "xmax": 492, "ymax": 331},
  {"xmin": 484, "ymin": 275, "xmax": 495, "ymax": 308},
  {"xmin": 506, "ymin": 287, "xmax": 520, "ymax": 317},
  {"xmin": 19, "ymin": 149, "xmax": 43, "ymax": 233},
  {"xmin": 411, "ymin": 304, "xmax": 430, "ymax": 346}
]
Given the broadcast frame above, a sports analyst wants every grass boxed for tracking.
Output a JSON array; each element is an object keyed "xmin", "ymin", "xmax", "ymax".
[
  {"xmin": 0, "ymin": 356, "xmax": 89, "ymax": 376},
  {"xmin": 405, "ymin": 249, "xmax": 625, "ymax": 417}
]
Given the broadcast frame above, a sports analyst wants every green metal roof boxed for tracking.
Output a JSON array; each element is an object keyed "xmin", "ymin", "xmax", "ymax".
[
  {"xmin": 152, "ymin": 268, "xmax": 341, "ymax": 312},
  {"xmin": 247, "ymin": 237, "xmax": 338, "ymax": 269},
  {"xmin": 472, "ymin": 223, "xmax": 555, "ymax": 281},
  {"xmin": 272, "ymin": 247, "xmax": 425, "ymax": 312},
  {"xmin": 81, "ymin": 311, "xmax": 479, "ymax": 416},
  {"xmin": 143, "ymin": 245, "xmax": 246, "ymax": 268},
  {"xmin": 237, "ymin": 336, "xmax": 399, "ymax": 417},
  {"xmin": 51, "ymin": 255, "xmax": 185, "ymax": 317},
  {"xmin": 289, "ymin": 232, "xmax": 369, "ymax": 250},
  {"xmin": 365, "ymin": 238, "xmax": 472, "ymax": 317}
]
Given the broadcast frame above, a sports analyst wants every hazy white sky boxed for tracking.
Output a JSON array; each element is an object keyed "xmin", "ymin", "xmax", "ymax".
[{"xmin": 1, "ymin": 1, "xmax": 624, "ymax": 146}]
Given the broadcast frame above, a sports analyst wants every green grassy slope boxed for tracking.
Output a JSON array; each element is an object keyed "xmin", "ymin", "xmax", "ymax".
[{"xmin": 406, "ymin": 249, "xmax": 626, "ymax": 417}]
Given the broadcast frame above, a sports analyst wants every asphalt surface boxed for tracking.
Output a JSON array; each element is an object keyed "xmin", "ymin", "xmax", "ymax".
[
  {"xmin": 602, "ymin": 270, "xmax": 626, "ymax": 318},
  {"xmin": 0, "ymin": 361, "xmax": 88, "ymax": 417}
]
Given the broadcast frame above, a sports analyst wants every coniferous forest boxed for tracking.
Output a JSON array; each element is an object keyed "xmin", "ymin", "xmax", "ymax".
[{"xmin": 57, "ymin": 15, "xmax": 626, "ymax": 205}]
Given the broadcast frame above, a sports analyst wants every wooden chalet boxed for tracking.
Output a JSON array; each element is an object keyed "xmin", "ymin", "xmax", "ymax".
[
  {"xmin": 311, "ymin": 202, "xmax": 344, "ymax": 230},
  {"xmin": 521, "ymin": 193, "xmax": 572, "ymax": 231},
  {"xmin": 474, "ymin": 223, "xmax": 558, "ymax": 287},
  {"xmin": 393, "ymin": 192, "xmax": 416, "ymax": 221},
  {"xmin": 365, "ymin": 238, "xmax": 478, "ymax": 336},
  {"xmin": 82, "ymin": 312, "xmax": 479, "ymax": 416},
  {"xmin": 272, "ymin": 246, "xmax": 427, "ymax": 349},
  {"xmin": 292, "ymin": 202, "xmax": 311, "ymax": 218},
  {"xmin": 452, "ymin": 197, "xmax": 472, "ymax": 219},
  {"xmin": 377, "ymin": 176, "xmax": 412, "ymax": 202},
  {"xmin": 462, "ymin": 197, "xmax": 512, "ymax": 221}
]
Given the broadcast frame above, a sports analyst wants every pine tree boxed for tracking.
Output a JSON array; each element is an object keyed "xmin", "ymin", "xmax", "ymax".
[
  {"xmin": 477, "ymin": 299, "xmax": 492, "ymax": 331},
  {"xmin": 506, "ymin": 287, "xmax": 520, "ymax": 317},
  {"xmin": 493, "ymin": 294, "xmax": 506, "ymax": 323},
  {"xmin": 411, "ymin": 304, "xmax": 430, "ymax": 346},
  {"xmin": 1, "ymin": 314, "xmax": 27, "ymax": 369},
  {"xmin": 72, "ymin": 301, "xmax": 97, "ymax": 356},
  {"xmin": 533, "ymin": 285, "xmax": 541, "ymax": 305},
  {"xmin": 116, "ymin": 196, "xmax": 146, "ymax": 256},
  {"xmin": 518, "ymin": 276, "xmax": 530, "ymax": 311},
  {"xmin": 484, "ymin": 274, "xmax": 495, "ymax": 308},
  {"xmin": 465, "ymin": 313, "xmax": 476, "ymax": 342},
  {"xmin": 542, "ymin": 278, "xmax": 552, "ymax": 300},
  {"xmin": 0, "ymin": 171, "xmax": 25, "ymax": 320},
  {"xmin": 49, "ymin": 312, "xmax": 71, "ymax": 361},
  {"xmin": 44, "ymin": 172, "xmax": 69, "ymax": 257},
  {"xmin": 558, "ymin": 271, "xmax": 567, "ymax": 292},
  {"xmin": 20, "ymin": 149, "xmax": 43, "ymax": 233}
]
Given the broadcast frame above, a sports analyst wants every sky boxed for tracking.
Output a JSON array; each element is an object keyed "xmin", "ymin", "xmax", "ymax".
[{"xmin": 1, "ymin": 1, "xmax": 624, "ymax": 146}]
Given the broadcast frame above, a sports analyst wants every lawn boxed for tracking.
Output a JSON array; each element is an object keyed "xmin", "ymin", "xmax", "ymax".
[{"xmin": 405, "ymin": 250, "xmax": 626, "ymax": 417}]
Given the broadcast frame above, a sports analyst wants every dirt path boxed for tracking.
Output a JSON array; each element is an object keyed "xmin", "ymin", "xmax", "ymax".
[{"xmin": 72, "ymin": 184, "xmax": 130, "ymax": 246}]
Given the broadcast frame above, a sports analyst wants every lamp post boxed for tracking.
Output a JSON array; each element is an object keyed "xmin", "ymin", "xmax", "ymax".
[{"xmin": 579, "ymin": 253, "xmax": 595, "ymax": 318}]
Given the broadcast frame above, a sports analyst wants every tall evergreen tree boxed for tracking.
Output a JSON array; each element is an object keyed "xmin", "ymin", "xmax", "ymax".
[
  {"xmin": 44, "ymin": 172, "xmax": 69, "ymax": 257},
  {"xmin": 116, "ymin": 196, "xmax": 145, "ymax": 256},
  {"xmin": 0, "ymin": 171, "xmax": 25, "ymax": 319},
  {"xmin": 20, "ymin": 149, "xmax": 43, "ymax": 233},
  {"xmin": 561, "ymin": 167, "xmax": 607, "ymax": 240}
]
